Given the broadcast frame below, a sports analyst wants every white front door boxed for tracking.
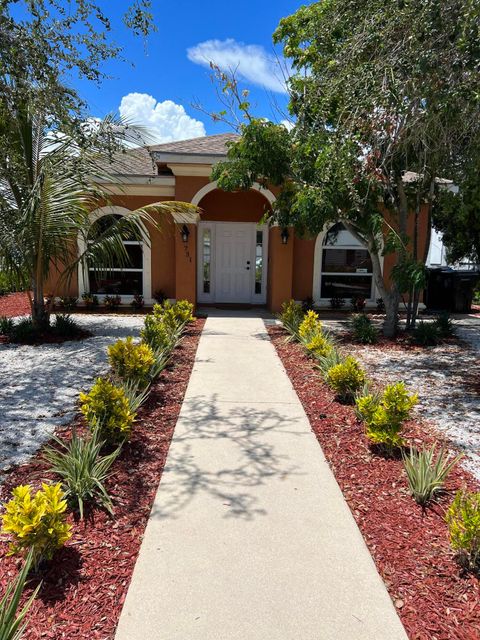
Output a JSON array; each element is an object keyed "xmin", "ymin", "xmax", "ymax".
[
  {"xmin": 215, "ymin": 223, "xmax": 252, "ymax": 303},
  {"xmin": 197, "ymin": 222, "xmax": 268, "ymax": 304}
]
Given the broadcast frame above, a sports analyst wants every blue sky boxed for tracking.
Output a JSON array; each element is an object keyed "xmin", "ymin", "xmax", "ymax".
[{"xmin": 68, "ymin": 0, "xmax": 303, "ymax": 142}]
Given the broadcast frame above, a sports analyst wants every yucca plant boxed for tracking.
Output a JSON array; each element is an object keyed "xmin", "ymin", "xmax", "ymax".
[
  {"xmin": 402, "ymin": 444, "xmax": 462, "ymax": 506},
  {"xmin": 315, "ymin": 347, "xmax": 345, "ymax": 377},
  {"xmin": 149, "ymin": 346, "xmax": 171, "ymax": 380},
  {"xmin": 43, "ymin": 427, "xmax": 120, "ymax": 519},
  {"xmin": 0, "ymin": 549, "xmax": 40, "ymax": 640},
  {"xmin": 119, "ymin": 379, "xmax": 151, "ymax": 414}
]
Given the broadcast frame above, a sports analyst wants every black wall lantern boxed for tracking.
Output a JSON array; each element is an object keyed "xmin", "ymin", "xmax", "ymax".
[
  {"xmin": 281, "ymin": 228, "xmax": 290, "ymax": 245},
  {"xmin": 180, "ymin": 224, "xmax": 190, "ymax": 243}
]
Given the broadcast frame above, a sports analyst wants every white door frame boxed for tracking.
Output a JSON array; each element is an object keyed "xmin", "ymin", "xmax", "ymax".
[{"xmin": 197, "ymin": 221, "xmax": 268, "ymax": 304}]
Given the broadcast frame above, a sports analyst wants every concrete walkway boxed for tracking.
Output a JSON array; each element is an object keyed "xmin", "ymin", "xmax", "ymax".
[{"xmin": 115, "ymin": 312, "xmax": 407, "ymax": 640}]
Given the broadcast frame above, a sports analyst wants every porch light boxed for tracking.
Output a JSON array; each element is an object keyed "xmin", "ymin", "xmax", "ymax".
[
  {"xmin": 281, "ymin": 228, "xmax": 290, "ymax": 245},
  {"xmin": 180, "ymin": 224, "xmax": 190, "ymax": 243}
]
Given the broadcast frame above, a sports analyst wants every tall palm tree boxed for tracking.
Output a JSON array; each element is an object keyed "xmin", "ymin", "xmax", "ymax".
[{"xmin": 0, "ymin": 103, "xmax": 195, "ymax": 328}]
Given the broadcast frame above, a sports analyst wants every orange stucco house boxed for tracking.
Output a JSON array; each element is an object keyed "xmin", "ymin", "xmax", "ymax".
[{"xmin": 57, "ymin": 133, "xmax": 430, "ymax": 312}]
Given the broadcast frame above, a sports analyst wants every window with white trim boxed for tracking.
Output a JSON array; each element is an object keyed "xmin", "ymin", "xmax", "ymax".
[
  {"xmin": 87, "ymin": 214, "xmax": 144, "ymax": 296},
  {"xmin": 320, "ymin": 223, "xmax": 373, "ymax": 299}
]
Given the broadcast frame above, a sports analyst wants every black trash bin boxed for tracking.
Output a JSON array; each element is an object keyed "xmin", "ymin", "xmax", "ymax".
[{"xmin": 425, "ymin": 267, "xmax": 479, "ymax": 313}]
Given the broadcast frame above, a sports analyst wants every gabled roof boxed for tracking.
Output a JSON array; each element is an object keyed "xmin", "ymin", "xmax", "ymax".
[
  {"xmin": 101, "ymin": 133, "xmax": 239, "ymax": 178},
  {"xmin": 150, "ymin": 133, "xmax": 239, "ymax": 157}
]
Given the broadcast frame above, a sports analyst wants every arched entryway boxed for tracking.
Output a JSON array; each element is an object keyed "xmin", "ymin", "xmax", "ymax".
[{"xmin": 193, "ymin": 183, "xmax": 275, "ymax": 305}]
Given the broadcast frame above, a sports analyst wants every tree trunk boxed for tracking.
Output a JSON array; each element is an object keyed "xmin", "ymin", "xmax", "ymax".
[
  {"xmin": 31, "ymin": 272, "xmax": 49, "ymax": 329},
  {"xmin": 371, "ymin": 249, "xmax": 399, "ymax": 337}
]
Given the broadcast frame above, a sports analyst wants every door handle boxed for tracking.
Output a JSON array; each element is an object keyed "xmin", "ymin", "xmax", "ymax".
[{"xmin": 246, "ymin": 266, "xmax": 250, "ymax": 270}]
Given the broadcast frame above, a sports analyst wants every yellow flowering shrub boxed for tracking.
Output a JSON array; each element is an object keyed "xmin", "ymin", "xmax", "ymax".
[
  {"xmin": 279, "ymin": 299, "xmax": 304, "ymax": 337},
  {"xmin": 446, "ymin": 490, "xmax": 480, "ymax": 570},
  {"xmin": 1, "ymin": 483, "xmax": 72, "ymax": 566},
  {"xmin": 108, "ymin": 336, "xmax": 155, "ymax": 385},
  {"xmin": 80, "ymin": 377, "xmax": 134, "ymax": 441},
  {"xmin": 305, "ymin": 333, "xmax": 333, "ymax": 358},
  {"xmin": 298, "ymin": 310, "xmax": 323, "ymax": 345},
  {"xmin": 326, "ymin": 356, "xmax": 366, "ymax": 401},
  {"xmin": 356, "ymin": 381, "xmax": 418, "ymax": 447}
]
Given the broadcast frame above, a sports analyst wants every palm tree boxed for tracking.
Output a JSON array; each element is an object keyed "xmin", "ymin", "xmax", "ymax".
[{"xmin": 0, "ymin": 103, "xmax": 195, "ymax": 328}]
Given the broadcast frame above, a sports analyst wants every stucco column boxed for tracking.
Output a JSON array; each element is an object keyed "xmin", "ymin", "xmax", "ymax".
[
  {"xmin": 174, "ymin": 223, "xmax": 197, "ymax": 305},
  {"xmin": 268, "ymin": 226, "xmax": 294, "ymax": 312}
]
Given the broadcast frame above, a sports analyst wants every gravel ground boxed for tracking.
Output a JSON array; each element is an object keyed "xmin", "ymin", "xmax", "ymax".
[
  {"xmin": 0, "ymin": 314, "xmax": 144, "ymax": 475},
  {"xmin": 323, "ymin": 316, "xmax": 480, "ymax": 480}
]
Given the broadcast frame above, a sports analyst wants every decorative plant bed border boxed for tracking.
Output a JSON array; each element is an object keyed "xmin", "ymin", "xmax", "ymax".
[
  {"xmin": 268, "ymin": 324, "xmax": 480, "ymax": 640},
  {"xmin": 0, "ymin": 318, "xmax": 204, "ymax": 639}
]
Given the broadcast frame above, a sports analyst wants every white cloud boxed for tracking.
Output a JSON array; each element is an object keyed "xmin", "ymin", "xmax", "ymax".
[
  {"xmin": 280, "ymin": 119, "xmax": 294, "ymax": 131},
  {"xmin": 119, "ymin": 93, "xmax": 206, "ymax": 143},
  {"xmin": 187, "ymin": 38, "xmax": 291, "ymax": 94}
]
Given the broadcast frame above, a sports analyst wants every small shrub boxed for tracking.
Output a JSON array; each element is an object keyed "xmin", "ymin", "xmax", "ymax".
[
  {"xmin": 376, "ymin": 298, "xmax": 385, "ymax": 313},
  {"xmin": 351, "ymin": 296, "xmax": 366, "ymax": 312},
  {"xmin": 0, "ymin": 271, "xmax": 18, "ymax": 297},
  {"xmin": 302, "ymin": 296, "xmax": 315, "ymax": 313},
  {"xmin": 356, "ymin": 381, "xmax": 418, "ymax": 448},
  {"xmin": 1, "ymin": 483, "xmax": 72, "ymax": 567},
  {"xmin": 326, "ymin": 356, "xmax": 366, "ymax": 402},
  {"xmin": 52, "ymin": 314, "xmax": 82, "ymax": 338},
  {"xmin": 0, "ymin": 316, "xmax": 14, "ymax": 336},
  {"xmin": 104, "ymin": 294, "xmax": 121, "ymax": 311},
  {"xmin": 79, "ymin": 378, "xmax": 134, "ymax": 442},
  {"xmin": 351, "ymin": 314, "xmax": 378, "ymax": 344},
  {"xmin": 141, "ymin": 314, "xmax": 181, "ymax": 352},
  {"xmin": 305, "ymin": 332, "xmax": 333, "ymax": 359},
  {"xmin": 329, "ymin": 297, "xmax": 345, "ymax": 310},
  {"xmin": 298, "ymin": 310, "xmax": 323, "ymax": 344},
  {"xmin": 414, "ymin": 321, "xmax": 440, "ymax": 346},
  {"xmin": 58, "ymin": 296, "xmax": 78, "ymax": 312},
  {"xmin": 130, "ymin": 293, "xmax": 144, "ymax": 310},
  {"xmin": 81, "ymin": 292, "xmax": 99, "ymax": 309},
  {"xmin": 153, "ymin": 289, "xmax": 167, "ymax": 304},
  {"xmin": 0, "ymin": 548, "xmax": 40, "ymax": 639},
  {"xmin": 279, "ymin": 299, "xmax": 304, "ymax": 338},
  {"xmin": 434, "ymin": 312, "xmax": 455, "ymax": 338},
  {"xmin": 43, "ymin": 428, "xmax": 120, "ymax": 519},
  {"xmin": 315, "ymin": 347, "xmax": 345, "ymax": 377},
  {"xmin": 446, "ymin": 490, "xmax": 480, "ymax": 570},
  {"xmin": 9, "ymin": 318, "xmax": 36, "ymax": 344},
  {"xmin": 108, "ymin": 336, "xmax": 155, "ymax": 386},
  {"xmin": 153, "ymin": 299, "xmax": 194, "ymax": 326},
  {"xmin": 402, "ymin": 444, "xmax": 462, "ymax": 506}
]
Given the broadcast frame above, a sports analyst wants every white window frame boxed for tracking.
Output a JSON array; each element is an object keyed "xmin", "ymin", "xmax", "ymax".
[
  {"xmin": 78, "ymin": 206, "xmax": 152, "ymax": 305},
  {"xmin": 312, "ymin": 223, "xmax": 384, "ymax": 307}
]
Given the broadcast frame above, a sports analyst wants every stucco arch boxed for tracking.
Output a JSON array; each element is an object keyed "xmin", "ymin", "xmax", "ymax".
[
  {"xmin": 191, "ymin": 181, "xmax": 276, "ymax": 207},
  {"xmin": 78, "ymin": 205, "xmax": 152, "ymax": 303}
]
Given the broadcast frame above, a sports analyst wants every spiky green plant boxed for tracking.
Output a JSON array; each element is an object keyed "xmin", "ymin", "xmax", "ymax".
[
  {"xmin": 0, "ymin": 549, "xmax": 39, "ymax": 640},
  {"xmin": 315, "ymin": 347, "xmax": 345, "ymax": 377},
  {"xmin": 119, "ymin": 379, "xmax": 151, "ymax": 414},
  {"xmin": 402, "ymin": 444, "xmax": 462, "ymax": 506},
  {"xmin": 43, "ymin": 427, "xmax": 120, "ymax": 519}
]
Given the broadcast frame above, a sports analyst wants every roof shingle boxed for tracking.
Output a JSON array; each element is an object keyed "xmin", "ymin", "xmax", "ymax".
[{"xmin": 150, "ymin": 133, "xmax": 239, "ymax": 156}]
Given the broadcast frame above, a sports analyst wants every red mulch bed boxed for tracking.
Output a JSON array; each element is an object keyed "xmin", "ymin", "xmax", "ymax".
[
  {"xmin": 0, "ymin": 319, "xmax": 204, "ymax": 639},
  {"xmin": 0, "ymin": 291, "xmax": 31, "ymax": 317},
  {"xmin": 268, "ymin": 325, "xmax": 480, "ymax": 640}
]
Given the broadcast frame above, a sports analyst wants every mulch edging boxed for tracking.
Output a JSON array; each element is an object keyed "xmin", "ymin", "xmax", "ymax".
[
  {"xmin": 0, "ymin": 318, "xmax": 205, "ymax": 640},
  {"xmin": 268, "ymin": 325, "xmax": 480, "ymax": 640},
  {"xmin": 0, "ymin": 291, "xmax": 31, "ymax": 317}
]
